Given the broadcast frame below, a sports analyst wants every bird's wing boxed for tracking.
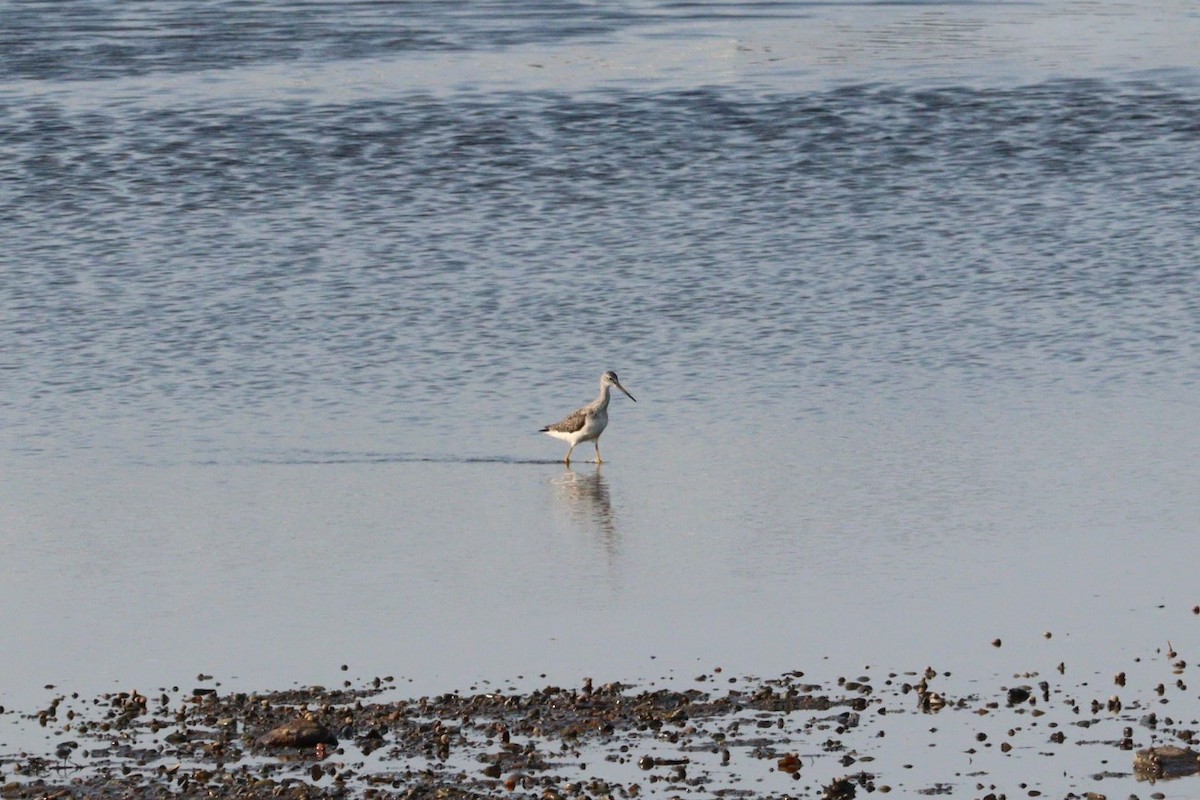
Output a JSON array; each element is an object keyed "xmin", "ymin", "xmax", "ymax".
[{"xmin": 543, "ymin": 406, "xmax": 589, "ymax": 434}]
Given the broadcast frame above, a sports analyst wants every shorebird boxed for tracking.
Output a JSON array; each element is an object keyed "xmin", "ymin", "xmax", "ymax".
[{"xmin": 540, "ymin": 371, "xmax": 636, "ymax": 465}]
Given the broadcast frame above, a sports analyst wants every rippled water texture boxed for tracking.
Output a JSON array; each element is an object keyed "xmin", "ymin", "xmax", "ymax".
[
  {"xmin": 4, "ymin": 80, "xmax": 1200, "ymax": 458},
  {"xmin": 3, "ymin": 3, "xmax": 1200, "ymax": 793}
]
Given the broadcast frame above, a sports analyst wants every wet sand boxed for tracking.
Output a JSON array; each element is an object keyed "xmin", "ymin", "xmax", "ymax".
[{"xmin": 4, "ymin": 642, "xmax": 1199, "ymax": 800}]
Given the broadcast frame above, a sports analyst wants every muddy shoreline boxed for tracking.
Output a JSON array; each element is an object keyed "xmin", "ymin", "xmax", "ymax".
[{"xmin": 3, "ymin": 656, "xmax": 1198, "ymax": 799}]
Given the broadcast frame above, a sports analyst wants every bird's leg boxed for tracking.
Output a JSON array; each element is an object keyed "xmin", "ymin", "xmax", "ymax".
[
  {"xmin": 594, "ymin": 440, "xmax": 603, "ymax": 464},
  {"xmin": 564, "ymin": 444, "xmax": 575, "ymax": 465}
]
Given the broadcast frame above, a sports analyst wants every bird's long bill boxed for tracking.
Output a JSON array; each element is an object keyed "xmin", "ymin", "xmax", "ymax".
[{"xmin": 615, "ymin": 381, "xmax": 636, "ymax": 402}]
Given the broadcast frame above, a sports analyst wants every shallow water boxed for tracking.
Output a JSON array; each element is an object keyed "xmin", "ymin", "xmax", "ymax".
[{"xmin": 3, "ymin": 1, "xmax": 1200, "ymax": 794}]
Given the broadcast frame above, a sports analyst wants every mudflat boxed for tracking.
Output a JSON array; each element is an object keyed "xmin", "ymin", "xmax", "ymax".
[{"xmin": 4, "ymin": 651, "xmax": 1196, "ymax": 799}]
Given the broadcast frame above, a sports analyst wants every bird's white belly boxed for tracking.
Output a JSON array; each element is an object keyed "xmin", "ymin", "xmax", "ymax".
[{"xmin": 545, "ymin": 410, "xmax": 608, "ymax": 445}]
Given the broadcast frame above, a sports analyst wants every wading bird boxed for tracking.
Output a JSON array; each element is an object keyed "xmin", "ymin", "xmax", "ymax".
[{"xmin": 540, "ymin": 371, "xmax": 636, "ymax": 465}]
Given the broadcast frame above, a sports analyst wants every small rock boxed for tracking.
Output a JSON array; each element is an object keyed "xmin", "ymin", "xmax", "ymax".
[
  {"xmin": 1007, "ymin": 687, "xmax": 1031, "ymax": 705},
  {"xmin": 822, "ymin": 776, "xmax": 856, "ymax": 800},
  {"xmin": 258, "ymin": 717, "xmax": 338, "ymax": 748},
  {"xmin": 1133, "ymin": 745, "xmax": 1200, "ymax": 779}
]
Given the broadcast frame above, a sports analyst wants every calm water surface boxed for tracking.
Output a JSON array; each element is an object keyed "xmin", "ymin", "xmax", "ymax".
[{"xmin": 3, "ymin": 1, "xmax": 1200, "ymax": 794}]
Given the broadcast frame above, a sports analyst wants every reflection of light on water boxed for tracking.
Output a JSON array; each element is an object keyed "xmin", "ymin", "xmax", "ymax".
[{"xmin": 551, "ymin": 466, "xmax": 618, "ymax": 555}]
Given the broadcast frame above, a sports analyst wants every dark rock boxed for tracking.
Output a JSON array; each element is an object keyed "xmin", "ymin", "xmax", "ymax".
[
  {"xmin": 1006, "ymin": 687, "xmax": 1031, "ymax": 705},
  {"xmin": 823, "ymin": 776, "xmax": 856, "ymax": 799},
  {"xmin": 1133, "ymin": 745, "xmax": 1200, "ymax": 779},
  {"xmin": 258, "ymin": 717, "xmax": 338, "ymax": 748}
]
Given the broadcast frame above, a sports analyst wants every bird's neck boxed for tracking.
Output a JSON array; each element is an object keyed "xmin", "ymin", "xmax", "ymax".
[{"xmin": 595, "ymin": 384, "xmax": 612, "ymax": 409}]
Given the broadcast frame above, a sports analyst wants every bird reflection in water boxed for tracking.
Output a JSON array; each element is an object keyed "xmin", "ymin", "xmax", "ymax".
[{"xmin": 551, "ymin": 466, "xmax": 618, "ymax": 554}]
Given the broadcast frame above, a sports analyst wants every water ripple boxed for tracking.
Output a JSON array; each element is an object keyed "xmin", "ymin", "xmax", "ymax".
[{"xmin": 3, "ymin": 79, "xmax": 1199, "ymax": 457}]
